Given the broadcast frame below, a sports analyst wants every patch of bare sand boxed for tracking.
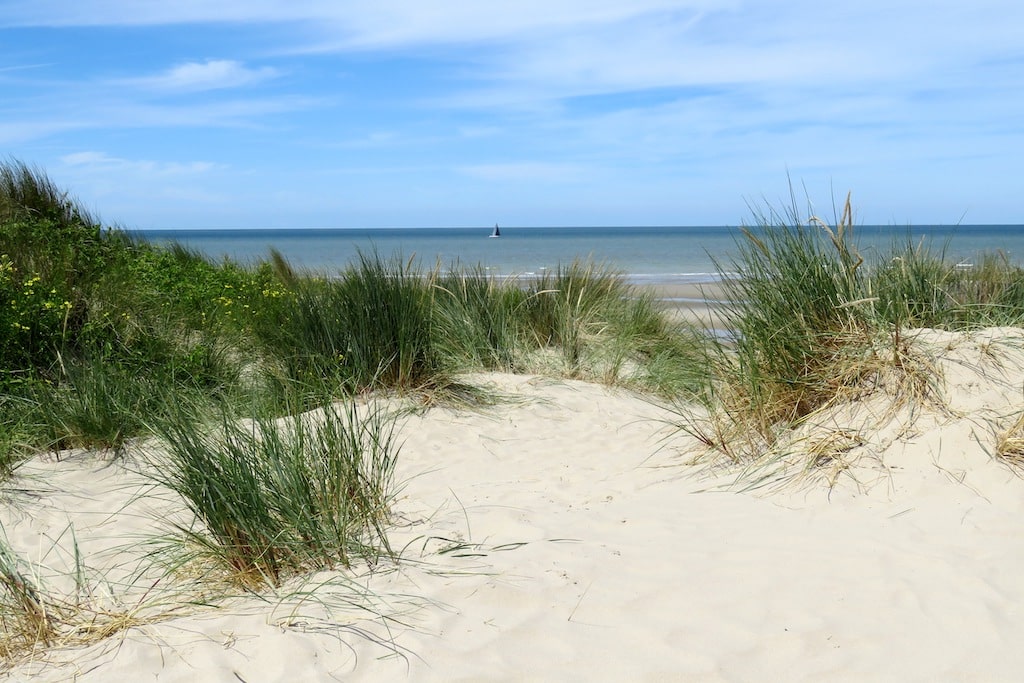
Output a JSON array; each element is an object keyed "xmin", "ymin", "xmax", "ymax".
[{"xmin": 6, "ymin": 329, "xmax": 1024, "ymax": 681}]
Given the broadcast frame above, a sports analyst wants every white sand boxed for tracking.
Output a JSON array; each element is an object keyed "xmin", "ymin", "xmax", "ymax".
[{"xmin": 5, "ymin": 328, "xmax": 1024, "ymax": 681}]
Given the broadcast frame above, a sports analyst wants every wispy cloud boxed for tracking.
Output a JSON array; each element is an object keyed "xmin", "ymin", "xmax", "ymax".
[
  {"xmin": 54, "ymin": 151, "xmax": 234, "ymax": 223},
  {"xmin": 2, "ymin": 0, "xmax": 1022, "ymax": 226},
  {"xmin": 0, "ymin": 1, "xmax": 721, "ymax": 32},
  {"xmin": 295, "ymin": 1, "xmax": 722, "ymax": 50},
  {"xmin": 126, "ymin": 60, "xmax": 279, "ymax": 92},
  {"xmin": 0, "ymin": 1, "xmax": 305, "ymax": 27},
  {"xmin": 60, "ymin": 151, "xmax": 222, "ymax": 175},
  {"xmin": 0, "ymin": 120, "xmax": 80, "ymax": 146},
  {"xmin": 0, "ymin": 63, "xmax": 51, "ymax": 74},
  {"xmin": 6, "ymin": 2, "xmax": 1021, "ymax": 104},
  {"xmin": 0, "ymin": 90, "xmax": 321, "ymax": 146}
]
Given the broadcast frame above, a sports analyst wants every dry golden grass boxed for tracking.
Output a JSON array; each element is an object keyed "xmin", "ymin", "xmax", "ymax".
[
  {"xmin": 0, "ymin": 573, "xmax": 160, "ymax": 671},
  {"xmin": 996, "ymin": 412, "xmax": 1024, "ymax": 469}
]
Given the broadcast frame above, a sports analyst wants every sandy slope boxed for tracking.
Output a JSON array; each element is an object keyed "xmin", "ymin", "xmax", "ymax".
[{"xmin": 5, "ymin": 328, "xmax": 1024, "ymax": 681}]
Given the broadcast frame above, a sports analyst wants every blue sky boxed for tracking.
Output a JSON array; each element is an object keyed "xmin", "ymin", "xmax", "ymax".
[{"xmin": 1, "ymin": 1, "xmax": 1021, "ymax": 228}]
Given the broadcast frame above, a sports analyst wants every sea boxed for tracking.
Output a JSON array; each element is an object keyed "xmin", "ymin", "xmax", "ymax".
[{"xmin": 132, "ymin": 224, "xmax": 1024, "ymax": 287}]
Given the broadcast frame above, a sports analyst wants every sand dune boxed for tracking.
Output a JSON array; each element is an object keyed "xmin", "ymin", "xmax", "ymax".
[{"xmin": 5, "ymin": 328, "xmax": 1024, "ymax": 681}]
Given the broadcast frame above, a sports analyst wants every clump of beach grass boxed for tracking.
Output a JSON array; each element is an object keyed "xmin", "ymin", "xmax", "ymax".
[
  {"xmin": 523, "ymin": 260, "xmax": 627, "ymax": 374},
  {"xmin": 432, "ymin": 263, "xmax": 527, "ymax": 373},
  {"xmin": 508, "ymin": 259, "xmax": 694, "ymax": 387},
  {"xmin": 0, "ymin": 395, "xmax": 36, "ymax": 477},
  {"xmin": 680, "ymin": 191, "xmax": 956, "ymax": 469},
  {"xmin": 995, "ymin": 411, "xmax": 1024, "ymax": 470},
  {"xmin": 872, "ymin": 245, "xmax": 1024, "ymax": 330},
  {"xmin": 704, "ymin": 194, "xmax": 876, "ymax": 432},
  {"xmin": 0, "ymin": 532, "xmax": 53, "ymax": 659},
  {"xmin": 250, "ymin": 251, "xmax": 446, "ymax": 397},
  {"xmin": 0, "ymin": 525, "xmax": 158, "ymax": 670},
  {"xmin": 148, "ymin": 397, "xmax": 399, "ymax": 589},
  {"xmin": 0, "ymin": 158, "xmax": 96, "ymax": 228},
  {"xmin": 332, "ymin": 253, "xmax": 443, "ymax": 391}
]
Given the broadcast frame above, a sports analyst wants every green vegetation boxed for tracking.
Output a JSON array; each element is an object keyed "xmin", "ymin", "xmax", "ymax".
[
  {"xmin": 249, "ymin": 251, "xmax": 445, "ymax": 396},
  {"xmin": 6, "ymin": 159, "xmax": 1024, "ymax": 662},
  {"xmin": 0, "ymin": 529, "xmax": 52, "ymax": 658},
  {"xmin": 1, "ymin": 157, "xmax": 695, "ymax": 470},
  {"xmin": 684, "ymin": 192, "xmax": 1024, "ymax": 465},
  {"xmin": 0, "ymin": 159, "xmax": 699, "ymax": 647},
  {"xmin": 5, "ymin": 159, "xmax": 1024, "ymax": 472},
  {"xmin": 149, "ymin": 399, "xmax": 397, "ymax": 589}
]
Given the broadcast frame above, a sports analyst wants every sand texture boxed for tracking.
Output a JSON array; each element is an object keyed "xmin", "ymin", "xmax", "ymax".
[{"xmin": 5, "ymin": 328, "xmax": 1024, "ymax": 681}]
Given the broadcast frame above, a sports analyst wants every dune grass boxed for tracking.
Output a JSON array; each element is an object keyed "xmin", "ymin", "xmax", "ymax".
[
  {"xmin": 8, "ymin": 159, "xmax": 1024, "ymax": 667},
  {"xmin": 0, "ymin": 524, "xmax": 157, "ymax": 670},
  {"xmin": 694, "ymin": 194, "xmax": 877, "ymax": 444},
  {"xmin": 2, "ymin": 158, "xmax": 706, "ymax": 466},
  {"xmin": 873, "ymin": 246, "xmax": 1024, "ymax": 329},
  {"xmin": 0, "ymin": 531, "xmax": 53, "ymax": 658},
  {"xmin": 433, "ymin": 264, "xmax": 527, "ymax": 372},
  {"xmin": 522, "ymin": 261, "xmax": 636, "ymax": 374},
  {"xmin": 148, "ymin": 398, "xmax": 399, "ymax": 589},
  {"xmin": 0, "ymin": 159, "xmax": 96, "ymax": 228},
  {"xmin": 996, "ymin": 411, "xmax": 1024, "ymax": 470},
  {"xmin": 431, "ymin": 259, "xmax": 694, "ymax": 387},
  {"xmin": 6, "ymin": 157, "xmax": 1024, "ymax": 471},
  {"xmin": 680, "ymin": 191, "xmax": 1024, "ymax": 470}
]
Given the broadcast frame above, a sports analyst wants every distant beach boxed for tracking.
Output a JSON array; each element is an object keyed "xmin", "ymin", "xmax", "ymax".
[
  {"xmin": 134, "ymin": 224, "xmax": 1024, "ymax": 331},
  {"xmin": 134, "ymin": 224, "xmax": 1024, "ymax": 286}
]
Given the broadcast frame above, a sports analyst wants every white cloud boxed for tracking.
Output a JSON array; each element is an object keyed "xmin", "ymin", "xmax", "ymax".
[
  {"xmin": 0, "ymin": 83, "xmax": 321, "ymax": 147},
  {"xmin": 0, "ymin": 1, "xmax": 726, "ymax": 32},
  {"xmin": 0, "ymin": 1, "xmax": 302, "ymax": 26},
  {"xmin": 430, "ymin": 1, "xmax": 1024, "ymax": 110},
  {"xmin": 0, "ymin": 63, "xmax": 50, "ymax": 74},
  {"xmin": 299, "ymin": 1, "xmax": 727, "ymax": 50},
  {"xmin": 52, "ymin": 152, "xmax": 232, "ymax": 224},
  {"xmin": 128, "ymin": 60, "xmax": 279, "ymax": 92},
  {"xmin": 4, "ymin": 0, "xmax": 1022, "ymax": 226},
  {"xmin": 6, "ymin": 2, "xmax": 1021, "ymax": 100},
  {"xmin": 60, "ymin": 151, "xmax": 221, "ymax": 176}
]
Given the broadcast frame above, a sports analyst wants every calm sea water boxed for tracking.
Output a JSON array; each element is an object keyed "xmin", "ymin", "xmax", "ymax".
[{"xmin": 133, "ymin": 225, "xmax": 1024, "ymax": 285}]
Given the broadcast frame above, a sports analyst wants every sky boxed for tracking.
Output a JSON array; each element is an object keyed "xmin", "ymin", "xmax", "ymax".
[{"xmin": 1, "ymin": 1, "xmax": 1022, "ymax": 229}]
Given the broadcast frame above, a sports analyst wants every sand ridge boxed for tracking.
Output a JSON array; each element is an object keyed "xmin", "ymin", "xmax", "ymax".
[{"xmin": 4, "ymin": 330, "xmax": 1024, "ymax": 681}]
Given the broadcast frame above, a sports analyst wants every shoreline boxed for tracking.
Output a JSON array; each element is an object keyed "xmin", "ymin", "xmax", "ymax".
[
  {"xmin": 488, "ymin": 272, "xmax": 733, "ymax": 330},
  {"xmin": 642, "ymin": 280, "xmax": 731, "ymax": 329}
]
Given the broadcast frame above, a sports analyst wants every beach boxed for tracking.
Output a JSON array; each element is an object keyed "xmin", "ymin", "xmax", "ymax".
[
  {"xmin": 645, "ymin": 280, "xmax": 730, "ymax": 328},
  {"xmin": 6, "ymin": 326, "xmax": 1024, "ymax": 681}
]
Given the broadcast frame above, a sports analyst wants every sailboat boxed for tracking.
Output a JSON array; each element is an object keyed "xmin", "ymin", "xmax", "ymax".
[{"xmin": 489, "ymin": 223, "xmax": 501, "ymax": 238}]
